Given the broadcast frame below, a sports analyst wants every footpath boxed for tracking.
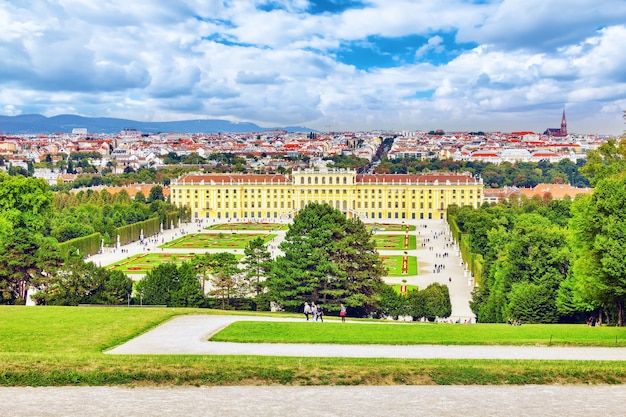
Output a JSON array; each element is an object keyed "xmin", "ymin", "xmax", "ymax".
[{"xmin": 107, "ymin": 314, "xmax": 626, "ymax": 360}]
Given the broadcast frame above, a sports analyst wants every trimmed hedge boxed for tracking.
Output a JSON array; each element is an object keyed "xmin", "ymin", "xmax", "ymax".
[{"xmin": 58, "ymin": 233, "xmax": 102, "ymax": 257}]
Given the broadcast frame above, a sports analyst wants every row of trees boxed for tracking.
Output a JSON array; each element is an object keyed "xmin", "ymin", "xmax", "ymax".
[
  {"xmin": 456, "ymin": 136, "xmax": 626, "ymax": 325},
  {"xmin": 375, "ymin": 158, "xmax": 590, "ymax": 188}
]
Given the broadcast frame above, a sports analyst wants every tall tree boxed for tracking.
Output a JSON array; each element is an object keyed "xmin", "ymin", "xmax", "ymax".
[
  {"xmin": 241, "ymin": 236, "xmax": 273, "ymax": 298},
  {"xmin": 267, "ymin": 203, "xmax": 385, "ymax": 315},
  {"xmin": 0, "ymin": 173, "xmax": 62, "ymax": 304},
  {"xmin": 206, "ymin": 252, "xmax": 241, "ymax": 309},
  {"xmin": 569, "ymin": 179, "xmax": 626, "ymax": 326}
]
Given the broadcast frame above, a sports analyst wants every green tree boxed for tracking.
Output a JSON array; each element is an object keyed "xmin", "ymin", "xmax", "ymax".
[
  {"xmin": 267, "ymin": 203, "xmax": 385, "ymax": 315},
  {"xmin": 148, "ymin": 185, "xmax": 165, "ymax": 202},
  {"xmin": 242, "ymin": 236, "xmax": 273, "ymax": 298},
  {"xmin": 135, "ymin": 262, "xmax": 203, "ymax": 307},
  {"xmin": 207, "ymin": 252, "xmax": 241, "ymax": 309},
  {"xmin": 569, "ymin": 178, "xmax": 626, "ymax": 326},
  {"xmin": 0, "ymin": 173, "xmax": 62, "ymax": 304},
  {"xmin": 33, "ymin": 252, "xmax": 132, "ymax": 306}
]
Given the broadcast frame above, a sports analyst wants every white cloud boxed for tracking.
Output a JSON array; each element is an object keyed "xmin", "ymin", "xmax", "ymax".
[{"xmin": 0, "ymin": 1, "xmax": 624, "ymax": 134}]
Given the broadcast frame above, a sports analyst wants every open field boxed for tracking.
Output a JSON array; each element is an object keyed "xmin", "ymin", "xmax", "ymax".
[
  {"xmin": 108, "ymin": 253, "xmax": 244, "ymax": 274},
  {"xmin": 366, "ymin": 223, "xmax": 415, "ymax": 232},
  {"xmin": 381, "ymin": 255, "xmax": 418, "ymax": 276},
  {"xmin": 2, "ymin": 306, "xmax": 626, "ymax": 387},
  {"xmin": 160, "ymin": 233, "xmax": 276, "ymax": 249},
  {"xmin": 372, "ymin": 234, "xmax": 417, "ymax": 250},
  {"xmin": 206, "ymin": 222, "xmax": 288, "ymax": 231}
]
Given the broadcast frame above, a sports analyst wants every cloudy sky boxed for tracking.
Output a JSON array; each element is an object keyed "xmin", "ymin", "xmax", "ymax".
[{"xmin": 2, "ymin": 0, "xmax": 626, "ymax": 134}]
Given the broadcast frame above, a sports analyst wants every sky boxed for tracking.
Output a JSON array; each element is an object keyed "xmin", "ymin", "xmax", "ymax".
[{"xmin": 1, "ymin": 0, "xmax": 626, "ymax": 135}]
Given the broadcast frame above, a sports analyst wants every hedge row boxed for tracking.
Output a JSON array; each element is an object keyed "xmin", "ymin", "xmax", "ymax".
[{"xmin": 58, "ymin": 233, "xmax": 102, "ymax": 258}]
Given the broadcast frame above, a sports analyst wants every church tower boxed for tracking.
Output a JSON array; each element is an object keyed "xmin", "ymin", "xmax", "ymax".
[{"xmin": 560, "ymin": 109, "xmax": 567, "ymax": 136}]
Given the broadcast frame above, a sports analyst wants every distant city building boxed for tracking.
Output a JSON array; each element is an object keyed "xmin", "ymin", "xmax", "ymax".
[
  {"xmin": 71, "ymin": 128, "xmax": 88, "ymax": 135},
  {"xmin": 543, "ymin": 110, "xmax": 568, "ymax": 137},
  {"xmin": 170, "ymin": 168, "xmax": 484, "ymax": 221}
]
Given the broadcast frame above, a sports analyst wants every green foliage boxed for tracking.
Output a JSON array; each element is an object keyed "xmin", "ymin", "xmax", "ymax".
[
  {"xmin": 568, "ymin": 176, "xmax": 626, "ymax": 326},
  {"xmin": 242, "ymin": 236, "xmax": 274, "ymax": 298},
  {"xmin": 375, "ymin": 158, "xmax": 590, "ymax": 188},
  {"xmin": 58, "ymin": 232, "xmax": 102, "ymax": 258},
  {"xmin": 135, "ymin": 262, "xmax": 204, "ymax": 307},
  {"xmin": 452, "ymin": 198, "xmax": 572, "ymax": 323},
  {"xmin": 0, "ymin": 173, "xmax": 63, "ymax": 304},
  {"xmin": 32, "ymin": 252, "xmax": 133, "ymax": 306},
  {"xmin": 405, "ymin": 283, "xmax": 452, "ymax": 321},
  {"xmin": 267, "ymin": 203, "xmax": 385, "ymax": 315}
]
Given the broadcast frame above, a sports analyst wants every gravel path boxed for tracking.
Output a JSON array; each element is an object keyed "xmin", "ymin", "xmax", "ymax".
[
  {"xmin": 106, "ymin": 315, "xmax": 626, "ymax": 360},
  {"xmin": 3, "ymin": 386, "xmax": 626, "ymax": 417}
]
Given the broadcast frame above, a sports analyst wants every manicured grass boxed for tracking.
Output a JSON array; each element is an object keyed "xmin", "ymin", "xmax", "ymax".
[
  {"xmin": 2, "ymin": 306, "xmax": 626, "ymax": 387},
  {"xmin": 108, "ymin": 253, "xmax": 197, "ymax": 274},
  {"xmin": 108, "ymin": 253, "xmax": 244, "ymax": 274},
  {"xmin": 207, "ymin": 222, "xmax": 288, "ymax": 231},
  {"xmin": 372, "ymin": 234, "xmax": 417, "ymax": 250},
  {"xmin": 391, "ymin": 283, "xmax": 419, "ymax": 294},
  {"xmin": 381, "ymin": 255, "xmax": 418, "ymax": 276},
  {"xmin": 366, "ymin": 223, "xmax": 415, "ymax": 232},
  {"xmin": 160, "ymin": 233, "xmax": 276, "ymax": 249},
  {"xmin": 210, "ymin": 321, "xmax": 626, "ymax": 347}
]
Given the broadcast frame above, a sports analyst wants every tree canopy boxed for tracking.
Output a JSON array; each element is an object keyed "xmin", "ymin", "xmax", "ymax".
[{"xmin": 267, "ymin": 203, "xmax": 385, "ymax": 315}]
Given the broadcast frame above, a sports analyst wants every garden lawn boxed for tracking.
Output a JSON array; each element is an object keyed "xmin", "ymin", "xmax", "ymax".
[
  {"xmin": 160, "ymin": 233, "xmax": 276, "ymax": 249},
  {"xmin": 366, "ymin": 223, "xmax": 415, "ymax": 232},
  {"xmin": 108, "ymin": 253, "xmax": 208, "ymax": 274},
  {"xmin": 2, "ymin": 306, "xmax": 626, "ymax": 387},
  {"xmin": 381, "ymin": 255, "xmax": 418, "ymax": 276},
  {"xmin": 372, "ymin": 234, "xmax": 417, "ymax": 250},
  {"xmin": 210, "ymin": 321, "xmax": 626, "ymax": 347},
  {"xmin": 207, "ymin": 222, "xmax": 288, "ymax": 231}
]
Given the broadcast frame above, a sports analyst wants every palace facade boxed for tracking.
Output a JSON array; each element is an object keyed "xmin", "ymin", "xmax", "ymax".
[{"xmin": 170, "ymin": 168, "xmax": 484, "ymax": 221}]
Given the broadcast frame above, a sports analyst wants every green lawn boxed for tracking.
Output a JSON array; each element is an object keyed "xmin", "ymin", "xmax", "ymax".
[
  {"xmin": 160, "ymin": 233, "xmax": 276, "ymax": 249},
  {"xmin": 372, "ymin": 234, "xmax": 417, "ymax": 250},
  {"xmin": 211, "ymin": 321, "xmax": 626, "ymax": 347},
  {"xmin": 381, "ymin": 255, "xmax": 418, "ymax": 276},
  {"xmin": 207, "ymin": 222, "xmax": 288, "ymax": 231},
  {"xmin": 108, "ymin": 253, "xmax": 244, "ymax": 274},
  {"xmin": 1, "ymin": 306, "xmax": 626, "ymax": 387},
  {"xmin": 366, "ymin": 223, "xmax": 415, "ymax": 232}
]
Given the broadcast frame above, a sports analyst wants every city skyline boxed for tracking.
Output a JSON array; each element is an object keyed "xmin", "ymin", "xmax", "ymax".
[{"xmin": 1, "ymin": 1, "xmax": 626, "ymax": 135}]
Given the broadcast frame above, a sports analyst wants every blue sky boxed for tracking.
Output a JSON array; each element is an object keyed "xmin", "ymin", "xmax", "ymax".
[{"xmin": 1, "ymin": 0, "xmax": 626, "ymax": 134}]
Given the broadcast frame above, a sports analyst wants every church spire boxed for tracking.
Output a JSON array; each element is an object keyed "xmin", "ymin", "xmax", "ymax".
[{"xmin": 560, "ymin": 109, "xmax": 567, "ymax": 136}]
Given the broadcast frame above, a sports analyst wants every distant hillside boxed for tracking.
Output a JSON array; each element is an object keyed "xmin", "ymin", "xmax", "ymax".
[{"xmin": 0, "ymin": 114, "xmax": 315, "ymax": 134}]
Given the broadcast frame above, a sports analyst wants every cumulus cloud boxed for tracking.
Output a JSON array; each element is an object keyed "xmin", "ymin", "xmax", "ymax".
[{"xmin": 0, "ymin": 0, "xmax": 624, "ymax": 134}]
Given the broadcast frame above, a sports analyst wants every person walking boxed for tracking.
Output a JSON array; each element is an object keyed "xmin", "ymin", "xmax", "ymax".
[
  {"xmin": 311, "ymin": 302, "xmax": 318, "ymax": 321},
  {"xmin": 303, "ymin": 302, "xmax": 312, "ymax": 321},
  {"xmin": 317, "ymin": 305, "xmax": 324, "ymax": 322},
  {"xmin": 339, "ymin": 303, "xmax": 347, "ymax": 322}
]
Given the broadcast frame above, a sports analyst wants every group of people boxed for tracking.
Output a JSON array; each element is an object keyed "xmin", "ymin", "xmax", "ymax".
[
  {"xmin": 303, "ymin": 302, "xmax": 348, "ymax": 322},
  {"xmin": 303, "ymin": 302, "xmax": 323, "ymax": 322}
]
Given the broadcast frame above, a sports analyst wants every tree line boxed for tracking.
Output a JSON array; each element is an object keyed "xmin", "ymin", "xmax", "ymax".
[{"xmin": 453, "ymin": 137, "xmax": 626, "ymax": 325}]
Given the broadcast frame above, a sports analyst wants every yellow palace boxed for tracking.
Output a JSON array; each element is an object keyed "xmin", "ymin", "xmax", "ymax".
[{"xmin": 170, "ymin": 168, "xmax": 484, "ymax": 221}]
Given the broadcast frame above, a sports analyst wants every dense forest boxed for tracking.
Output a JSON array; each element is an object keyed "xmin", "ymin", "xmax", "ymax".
[{"xmin": 452, "ymin": 137, "xmax": 626, "ymax": 326}]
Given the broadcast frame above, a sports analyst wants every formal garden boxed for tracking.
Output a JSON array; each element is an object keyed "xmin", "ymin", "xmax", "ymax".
[
  {"xmin": 372, "ymin": 233, "xmax": 417, "ymax": 250},
  {"xmin": 108, "ymin": 252, "xmax": 244, "ymax": 274},
  {"xmin": 381, "ymin": 255, "xmax": 418, "ymax": 276},
  {"xmin": 160, "ymin": 232, "xmax": 277, "ymax": 249},
  {"xmin": 206, "ymin": 222, "xmax": 289, "ymax": 231},
  {"xmin": 366, "ymin": 223, "xmax": 416, "ymax": 232}
]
